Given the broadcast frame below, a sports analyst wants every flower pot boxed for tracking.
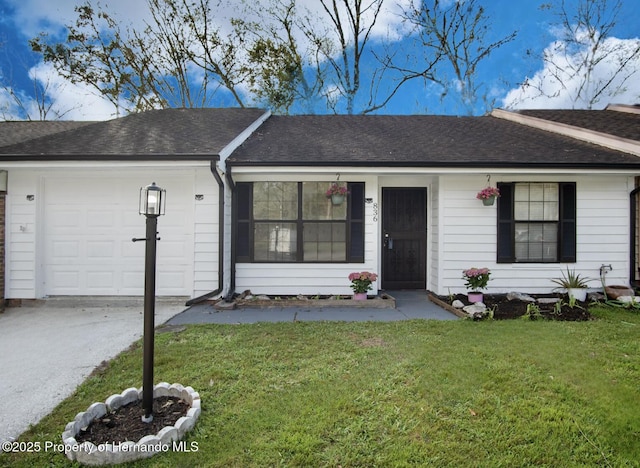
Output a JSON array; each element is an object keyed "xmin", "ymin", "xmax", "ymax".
[
  {"xmin": 467, "ymin": 292, "xmax": 483, "ymax": 303},
  {"xmin": 353, "ymin": 292, "xmax": 368, "ymax": 300},
  {"xmin": 482, "ymin": 196, "xmax": 495, "ymax": 206},
  {"xmin": 567, "ymin": 288, "xmax": 587, "ymax": 302},
  {"xmin": 331, "ymin": 194, "xmax": 345, "ymax": 205}
]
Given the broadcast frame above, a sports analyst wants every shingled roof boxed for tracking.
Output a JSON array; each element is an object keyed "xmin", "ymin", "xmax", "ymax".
[
  {"xmin": 516, "ymin": 107, "xmax": 640, "ymax": 141},
  {"xmin": 0, "ymin": 121, "xmax": 94, "ymax": 148},
  {"xmin": 227, "ymin": 114, "xmax": 640, "ymax": 169},
  {"xmin": 0, "ymin": 108, "xmax": 267, "ymax": 160}
]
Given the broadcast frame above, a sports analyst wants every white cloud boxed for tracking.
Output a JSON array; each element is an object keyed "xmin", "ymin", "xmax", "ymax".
[
  {"xmin": 4, "ymin": 0, "xmax": 152, "ymax": 37},
  {"xmin": 502, "ymin": 35, "xmax": 640, "ymax": 110},
  {"xmin": 4, "ymin": 62, "xmax": 121, "ymax": 120}
]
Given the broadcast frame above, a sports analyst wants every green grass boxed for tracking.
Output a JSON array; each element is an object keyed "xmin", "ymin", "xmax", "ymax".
[{"xmin": 2, "ymin": 305, "xmax": 639, "ymax": 467}]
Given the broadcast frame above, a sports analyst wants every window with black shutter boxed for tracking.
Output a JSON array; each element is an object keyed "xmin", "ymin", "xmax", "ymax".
[
  {"xmin": 235, "ymin": 181, "xmax": 365, "ymax": 263},
  {"xmin": 497, "ymin": 182, "xmax": 576, "ymax": 263}
]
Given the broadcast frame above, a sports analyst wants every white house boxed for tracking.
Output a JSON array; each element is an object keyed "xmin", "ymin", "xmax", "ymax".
[{"xmin": 1, "ymin": 104, "xmax": 639, "ymax": 305}]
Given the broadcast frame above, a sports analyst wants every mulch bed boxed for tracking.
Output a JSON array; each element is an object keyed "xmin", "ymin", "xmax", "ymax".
[
  {"xmin": 441, "ymin": 293, "xmax": 592, "ymax": 321},
  {"xmin": 74, "ymin": 396, "xmax": 189, "ymax": 445}
]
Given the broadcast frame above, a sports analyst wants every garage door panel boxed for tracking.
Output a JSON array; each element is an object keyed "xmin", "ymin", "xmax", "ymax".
[
  {"xmin": 51, "ymin": 241, "xmax": 80, "ymax": 259},
  {"xmin": 44, "ymin": 174, "xmax": 194, "ymax": 296},
  {"xmin": 50, "ymin": 210, "xmax": 82, "ymax": 230},
  {"xmin": 87, "ymin": 210, "xmax": 115, "ymax": 228},
  {"xmin": 87, "ymin": 241, "xmax": 115, "ymax": 259},
  {"xmin": 50, "ymin": 270, "xmax": 80, "ymax": 290},
  {"xmin": 86, "ymin": 271, "xmax": 115, "ymax": 290}
]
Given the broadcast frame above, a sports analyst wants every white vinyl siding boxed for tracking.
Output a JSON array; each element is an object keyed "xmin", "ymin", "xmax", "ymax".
[
  {"xmin": 6, "ymin": 171, "xmax": 37, "ymax": 298},
  {"xmin": 193, "ymin": 169, "xmax": 221, "ymax": 298},
  {"xmin": 437, "ymin": 174, "xmax": 634, "ymax": 295}
]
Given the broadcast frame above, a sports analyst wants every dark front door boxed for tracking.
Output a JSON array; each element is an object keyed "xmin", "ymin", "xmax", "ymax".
[{"xmin": 382, "ymin": 188, "xmax": 427, "ymax": 290}]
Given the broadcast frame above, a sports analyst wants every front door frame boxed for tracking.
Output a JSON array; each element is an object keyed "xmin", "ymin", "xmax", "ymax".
[{"xmin": 381, "ymin": 187, "xmax": 427, "ymax": 290}]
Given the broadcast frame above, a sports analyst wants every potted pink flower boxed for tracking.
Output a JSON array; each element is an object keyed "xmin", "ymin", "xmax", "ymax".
[
  {"xmin": 348, "ymin": 271, "xmax": 378, "ymax": 300},
  {"xmin": 462, "ymin": 267, "xmax": 491, "ymax": 303},
  {"xmin": 476, "ymin": 186, "xmax": 500, "ymax": 206}
]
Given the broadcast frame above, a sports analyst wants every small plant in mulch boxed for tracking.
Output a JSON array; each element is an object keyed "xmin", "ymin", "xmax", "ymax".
[
  {"xmin": 442, "ymin": 293, "xmax": 592, "ymax": 321},
  {"xmin": 75, "ymin": 397, "xmax": 189, "ymax": 445}
]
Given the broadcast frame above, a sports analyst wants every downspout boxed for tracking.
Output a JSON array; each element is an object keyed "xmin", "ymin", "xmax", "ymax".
[
  {"xmin": 185, "ymin": 160, "xmax": 225, "ymax": 306},
  {"xmin": 224, "ymin": 165, "xmax": 236, "ymax": 302},
  {"xmin": 630, "ymin": 185, "xmax": 640, "ymax": 287}
]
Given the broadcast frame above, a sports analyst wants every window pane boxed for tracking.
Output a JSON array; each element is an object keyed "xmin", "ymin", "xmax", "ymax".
[
  {"xmin": 514, "ymin": 184, "xmax": 529, "ymax": 202},
  {"xmin": 303, "ymin": 222, "xmax": 346, "ymax": 261},
  {"xmin": 254, "ymin": 223, "xmax": 297, "ymax": 261},
  {"xmin": 515, "ymin": 222, "xmax": 557, "ymax": 262},
  {"xmin": 514, "ymin": 201, "xmax": 529, "ymax": 219},
  {"xmin": 303, "ymin": 182, "xmax": 347, "ymax": 220},
  {"xmin": 254, "ymin": 182, "xmax": 297, "ymax": 220},
  {"xmin": 515, "ymin": 183, "xmax": 559, "ymax": 221}
]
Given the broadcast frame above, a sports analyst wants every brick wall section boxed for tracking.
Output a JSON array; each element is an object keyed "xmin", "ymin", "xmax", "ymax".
[{"xmin": 0, "ymin": 194, "xmax": 4, "ymax": 312}]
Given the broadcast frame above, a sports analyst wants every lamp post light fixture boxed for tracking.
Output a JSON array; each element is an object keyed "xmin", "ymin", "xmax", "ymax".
[{"xmin": 133, "ymin": 182, "xmax": 166, "ymax": 423}]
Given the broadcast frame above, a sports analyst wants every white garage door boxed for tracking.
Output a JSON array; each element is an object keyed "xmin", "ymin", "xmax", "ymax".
[{"xmin": 43, "ymin": 174, "xmax": 194, "ymax": 296}]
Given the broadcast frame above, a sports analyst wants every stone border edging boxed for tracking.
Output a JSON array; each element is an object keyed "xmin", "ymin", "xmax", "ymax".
[
  {"xmin": 428, "ymin": 293, "xmax": 468, "ymax": 318},
  {"xmin": 61, "ymin": 382, "xmax": 200, "ymax": 466},
  {"xmin": 234, "ymin": 293, "xmax": 396, "ymax": 310}
]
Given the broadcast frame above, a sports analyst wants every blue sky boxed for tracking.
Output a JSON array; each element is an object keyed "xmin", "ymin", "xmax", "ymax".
[{"xmin": 0, "ymin": 0, "xmax": 639, "ymax": 120}]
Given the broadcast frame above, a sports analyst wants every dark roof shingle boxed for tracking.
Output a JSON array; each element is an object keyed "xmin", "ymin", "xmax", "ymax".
[
  {"xmin": 517, "ymin": 108, "xmax": 640, "ymax": 141},
  {"xmin": 0, "ymin": 121, "xmax": 95, "ymax": 148},
  {"xmin": 0, "ymin": 108, "xmax": 267, "ymax": 159},
  {"xmin": 228, "ymin": 114, "xmax": 640, "ymax": 168}
]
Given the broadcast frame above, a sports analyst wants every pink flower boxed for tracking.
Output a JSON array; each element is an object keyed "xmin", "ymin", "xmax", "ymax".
[
  {"xmin": 326, "ymin": 183, "xmax": 348, "ymax": 197},
  {"xmin": 462, "ymin": 267, "xmax": 491, "ymax": 291},
  {"xmin": 476, "ymin": 187, "xmax": 500, "ymax": 200},
  {"xmin": 348, "ymin": 271, "xmax": 378, "ymax": 293}
]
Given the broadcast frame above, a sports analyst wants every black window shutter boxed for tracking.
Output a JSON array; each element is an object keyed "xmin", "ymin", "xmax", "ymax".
[
  {"xmin": 496, "ymin": 182, "xmax": 514, "ymax": 263},
  {"xmin": 236, "ymin": 182, "xmax": 252, "ymax": 262},
  {"xmin": 559, "ymin": 182, "xmax": 577, "ymax": 262},
  {"xmin": 348, "ymin": 182, "xmax": 365, "ymax": 263}
]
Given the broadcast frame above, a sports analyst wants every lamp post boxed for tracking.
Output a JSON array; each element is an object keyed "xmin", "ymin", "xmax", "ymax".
[{"xmin": 133, "ymin": 182, "xmax": 166, "ymax": 422}]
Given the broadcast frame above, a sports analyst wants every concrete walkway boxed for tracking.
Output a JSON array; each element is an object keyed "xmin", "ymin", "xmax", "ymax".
[
  {"xmin": 167, "ymin": 290, "xmax": 458, "ymax": 325},
  {"xmin": 0, "ymin": 291, "xmax": 456, "ymax": 447}
]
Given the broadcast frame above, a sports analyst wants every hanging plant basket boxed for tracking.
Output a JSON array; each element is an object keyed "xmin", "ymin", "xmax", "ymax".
[
  {"xmin": 326, "ymin": 182, "xmax": 348, "ymax": 206},
  {"xmin": 476, "ymin": 186, "xmax": 500, "ymax": 206},
  {"xmin": 331, "ymin": 194, "xmax": 345, "ymax": 205},
  {"xmin": 482, "ymin": 196, "xmax": 496, "ymax": 206}
]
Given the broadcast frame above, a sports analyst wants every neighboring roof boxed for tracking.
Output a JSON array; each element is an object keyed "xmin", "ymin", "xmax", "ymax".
[
  {"xmin": 515, "ymin": 107, "xmax": 640, "ymax": 142},
  {"xmin": 0, "ymin": 121, "xmax": 94, "ymax": 148},
  {"xmin": 0, "ymin": 108, "xmax": 267, "ymax": 160},
  {"xmin": 228, "ymin": 114, "xmax": 640, "ymax": 169}
]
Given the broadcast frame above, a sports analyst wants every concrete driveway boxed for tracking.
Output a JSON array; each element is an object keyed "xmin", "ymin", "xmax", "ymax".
[{"xmin": 0, "ymin": 297, "xmax": 186, "ymax": 446}]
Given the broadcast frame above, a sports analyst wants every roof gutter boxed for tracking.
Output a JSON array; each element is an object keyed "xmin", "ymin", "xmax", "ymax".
[
  {"xmin": 185, "ymin": 159, "xmax": 224, "ymax": 306},
  {"xmin": 224, "ymin": 165, "xmax": 237, "ymax": 302}
]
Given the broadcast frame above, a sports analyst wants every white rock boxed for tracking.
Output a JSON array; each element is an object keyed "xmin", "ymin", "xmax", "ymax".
[
  {"xmin": 452, "ymin": 300, "xmax": 465, "ymax": 308},
  {"xmin": 120, "ymin": 387, "xmax": 140, "ymax": 406},
  {"xmin": 175, "ymin": 416, "xmax": 197, "ymax": 438},
  {"xmin": 463, "ymin": 303, "xmax": 487, "ymax": 315},
  {"xmin": 153, "ymin": 382, "xmax": 171, "ymax": 398},
  {"xmin": 105, "ymin": 394, "xmax": 123, "ymax": 411},
  {"xmin": 537, "ymin": 297, "xmax": 560, "ymax": 305},
  {"xmin": 616, "ymin": 295, "xmax": 640, "ymax": 303},
  {"xmin": 507, "ymin": 291, "xmax": 536, "ymax": 302}
]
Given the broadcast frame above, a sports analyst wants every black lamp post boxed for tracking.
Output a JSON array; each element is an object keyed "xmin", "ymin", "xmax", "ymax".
[{"xmin": 134, "ymin": 182, "xmax": 166, "ymax": 422}]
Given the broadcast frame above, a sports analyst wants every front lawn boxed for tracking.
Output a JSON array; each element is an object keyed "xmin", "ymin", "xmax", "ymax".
[{"xmin": 2, "ymin": 305, "xmax": 639, "ymax": 467}]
